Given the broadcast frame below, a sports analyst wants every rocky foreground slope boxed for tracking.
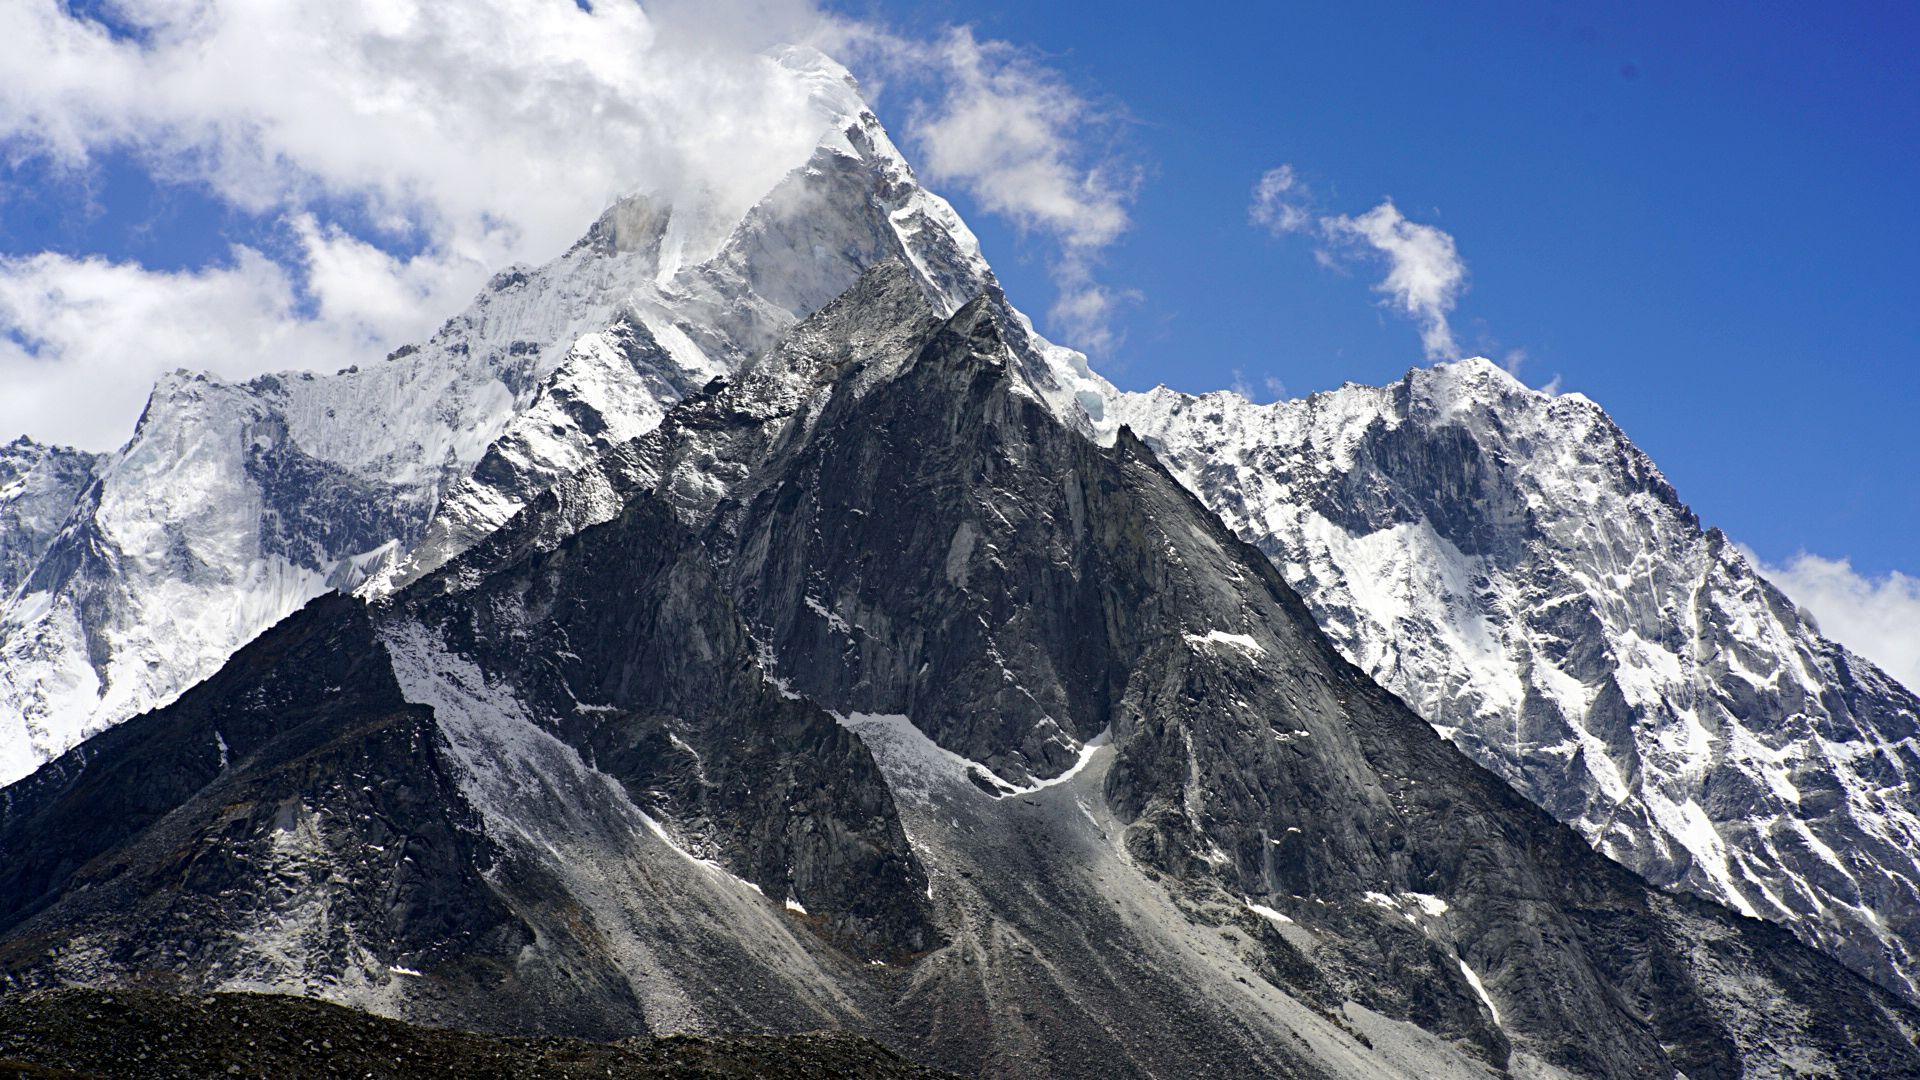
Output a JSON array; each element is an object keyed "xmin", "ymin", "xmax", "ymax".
[
  {"xmin": 2, "ymin": 267, "xmax": 1915, "ymax": 1078},
  {"xmin": 0, "ymin": 987, "xmax": 952, "ymax": 1079}
]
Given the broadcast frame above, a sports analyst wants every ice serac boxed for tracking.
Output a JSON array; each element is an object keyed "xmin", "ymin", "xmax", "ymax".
[
  {"xmin": 0, "ymin": 47, "xmax": 1109, "ymax": 784},
  {"xmin": 2, "ymin": 277, "xmax": 1915, "ymax": 1078},
  {"xmin": 1115, "ymin": 357, "xmax": 1920, "ymax": 1000}
]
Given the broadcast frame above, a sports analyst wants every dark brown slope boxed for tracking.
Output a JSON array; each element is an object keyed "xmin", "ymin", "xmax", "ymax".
[{"xmin": 0, "ymin": 987, "xmax": 953, "ymax": 1079}]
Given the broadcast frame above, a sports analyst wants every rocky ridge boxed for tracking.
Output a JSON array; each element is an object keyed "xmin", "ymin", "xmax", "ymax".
[{"xmin": 1114, "ymin": 361, "xmax": 1920, "ymax": 999}]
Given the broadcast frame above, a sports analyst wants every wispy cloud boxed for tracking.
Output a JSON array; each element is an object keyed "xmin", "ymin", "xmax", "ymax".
[
  {"xmin": 1250, "ymin": 164, "xmax": 1468, "ymax": 361},
  {"xmin": 1250, "ymin": 165, "xmax": 1310, "ymax": 234},
  {"xmin": 1322, "ymin": 202, "xmax": 1466, "ymax": 360},
  {"xmin": 1746, "ymin": 549, "xmax": 1920, "ymax": 693}
]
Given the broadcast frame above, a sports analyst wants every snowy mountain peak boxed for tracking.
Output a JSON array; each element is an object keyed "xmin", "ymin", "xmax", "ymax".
[
  {"xmin": 0, "ymin": 53, "xmax": 1096, "ymax": 782},
  {"xmin": 1116, "ymin": 364, "xmax": 1920, "ymax": 999}
]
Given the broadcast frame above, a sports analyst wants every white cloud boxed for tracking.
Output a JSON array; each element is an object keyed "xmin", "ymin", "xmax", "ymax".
[
  {"xmin": 1321, "ymin": 201, "xmax": 1466, "ymax": 360},
  {"xmin": 0, "ymin": 0, "xmax": 875, "ymax": 447},
  {"xmin": 0, "ymin": 2, "xmax": 1138, "ymax": 448},
  {"xmin": 1748, "ymin": 549, "xmax": 1920, "ymax": 693},
  {"xmin": 0, "ymin": 221, "xmax": 484, "ymax": 447},
  {"xmin": 0, "ymin": 0, "xmax": 840, "ymax": 257},
  {"xmin": 902, "ymin": 28, "xmax": 1130, "ymax": 252},
  {"xmin": 854, "ymin": 25, "xmax": 1137, "ymax": 350},
  {"xmin": 1250, "ymin": 164, "xmax": 1469, "ymax": 361}
]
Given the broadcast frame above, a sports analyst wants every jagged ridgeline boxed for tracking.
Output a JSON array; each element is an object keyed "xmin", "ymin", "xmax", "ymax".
[{"xmin": 2, "ymin": 264, "xmax": 1915, "ymax": 1078}]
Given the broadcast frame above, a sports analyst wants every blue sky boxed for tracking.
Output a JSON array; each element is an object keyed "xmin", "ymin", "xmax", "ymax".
[
  {"xmin": 0, "ymin": 0, "xmax": 1914, "ymax": 675},
  {"xmin": 845, "ymin": 0, "xmax": 1919, "ymax": 582}
]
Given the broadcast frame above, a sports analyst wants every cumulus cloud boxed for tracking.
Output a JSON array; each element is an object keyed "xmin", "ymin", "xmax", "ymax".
[
  {"xmin": 0, "ymin": 0, "xmax": 839, "ymax": 254},
  {"xmin": 1250, "ymin": 165, "xmax": 1468, "ymax": 360},
  {"xmin": 1321, "ymin": 203, "xmax": 1466, "ymax": 360},
  {"xmin": 0, "ymin": 0, "xmax": 864, "ymax": 448},
  {"xmin": 854, "ymin": 26, "xmax": 1138, "ymax": 350},
  {"xmin": 1748, "ymin": 549, "xmax": 1920, "ymax": 693},
  {"xmin": 0, "ymin": 1, "xmax": 1136, "ymax": 447},
  {"xmin": 0, "ymin": 221, "xmax": 485, "ymax": 447}
]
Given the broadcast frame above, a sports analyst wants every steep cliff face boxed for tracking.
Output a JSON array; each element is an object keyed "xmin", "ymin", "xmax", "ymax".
[
  {"xmin": 1116, "ymin": 362, "xmax": 1920, "ymax": 1000},
  {"xmin": 4, "ymin": 276, "xmax": 1915, "ymax": 1079},
  {"xmin": 0, "ymin": 437, "xmax": 101, "ymax": 609}
]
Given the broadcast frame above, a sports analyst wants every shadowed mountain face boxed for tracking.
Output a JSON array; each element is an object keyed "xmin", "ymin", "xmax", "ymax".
[
  {"xmin": 3, "ymin": 267, "xmax": 1916, "ymax": 1079},
  {"xmin": 0, "ymin": 438, "xmax": 101, "ymax": 607}
]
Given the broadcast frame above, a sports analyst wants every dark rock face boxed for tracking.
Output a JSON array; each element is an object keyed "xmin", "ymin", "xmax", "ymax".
[
  {"xmin": 242, "ymin": 415, "xmax": 435, "ymax": 576},
  {"xmin": 0, "ymin": 512, "xmax": 932, "ymax": 1039},
  {"xmin": 0, "ymin": 594, "xmax": 553, "ymax": 1031},
  {"xmin": 2, "ymin": 272, "xmax": 1917, "ymax": 1078},
  {"xmin": 722, "ymin": 305, "xmax": 1124, "ymax": 780},
  {"xmin": 394, "ymin": 491, "xmax": 936, "ymax": 964}
]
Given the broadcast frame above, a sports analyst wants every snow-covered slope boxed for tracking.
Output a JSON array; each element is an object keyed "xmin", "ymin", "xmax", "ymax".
[
  {"xmin": 0, "ymin": 47, "xmax": 1106, "ymax": 783},
  {"xmin": 1115, "ymin": 359, "xmax": 1920, "ymax": 999}
]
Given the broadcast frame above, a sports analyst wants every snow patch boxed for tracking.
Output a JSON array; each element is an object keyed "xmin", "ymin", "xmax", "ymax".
[
  {"xmin": 1245, "ymin": 899, "xmax": 1293, "ymax": 926},
  {"xmin": 1457, "ymin": 958, "xmax": 1501, "ymax": 1027},
  {"xmin": 1184, "ymin": 630, "xmax": 1266, "ymax": 657}
]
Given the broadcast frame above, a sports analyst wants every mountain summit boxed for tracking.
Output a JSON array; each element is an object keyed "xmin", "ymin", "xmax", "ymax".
[{"xmin": 0, "ymin": 48, "xmax": 1101, "ymax": 784}]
